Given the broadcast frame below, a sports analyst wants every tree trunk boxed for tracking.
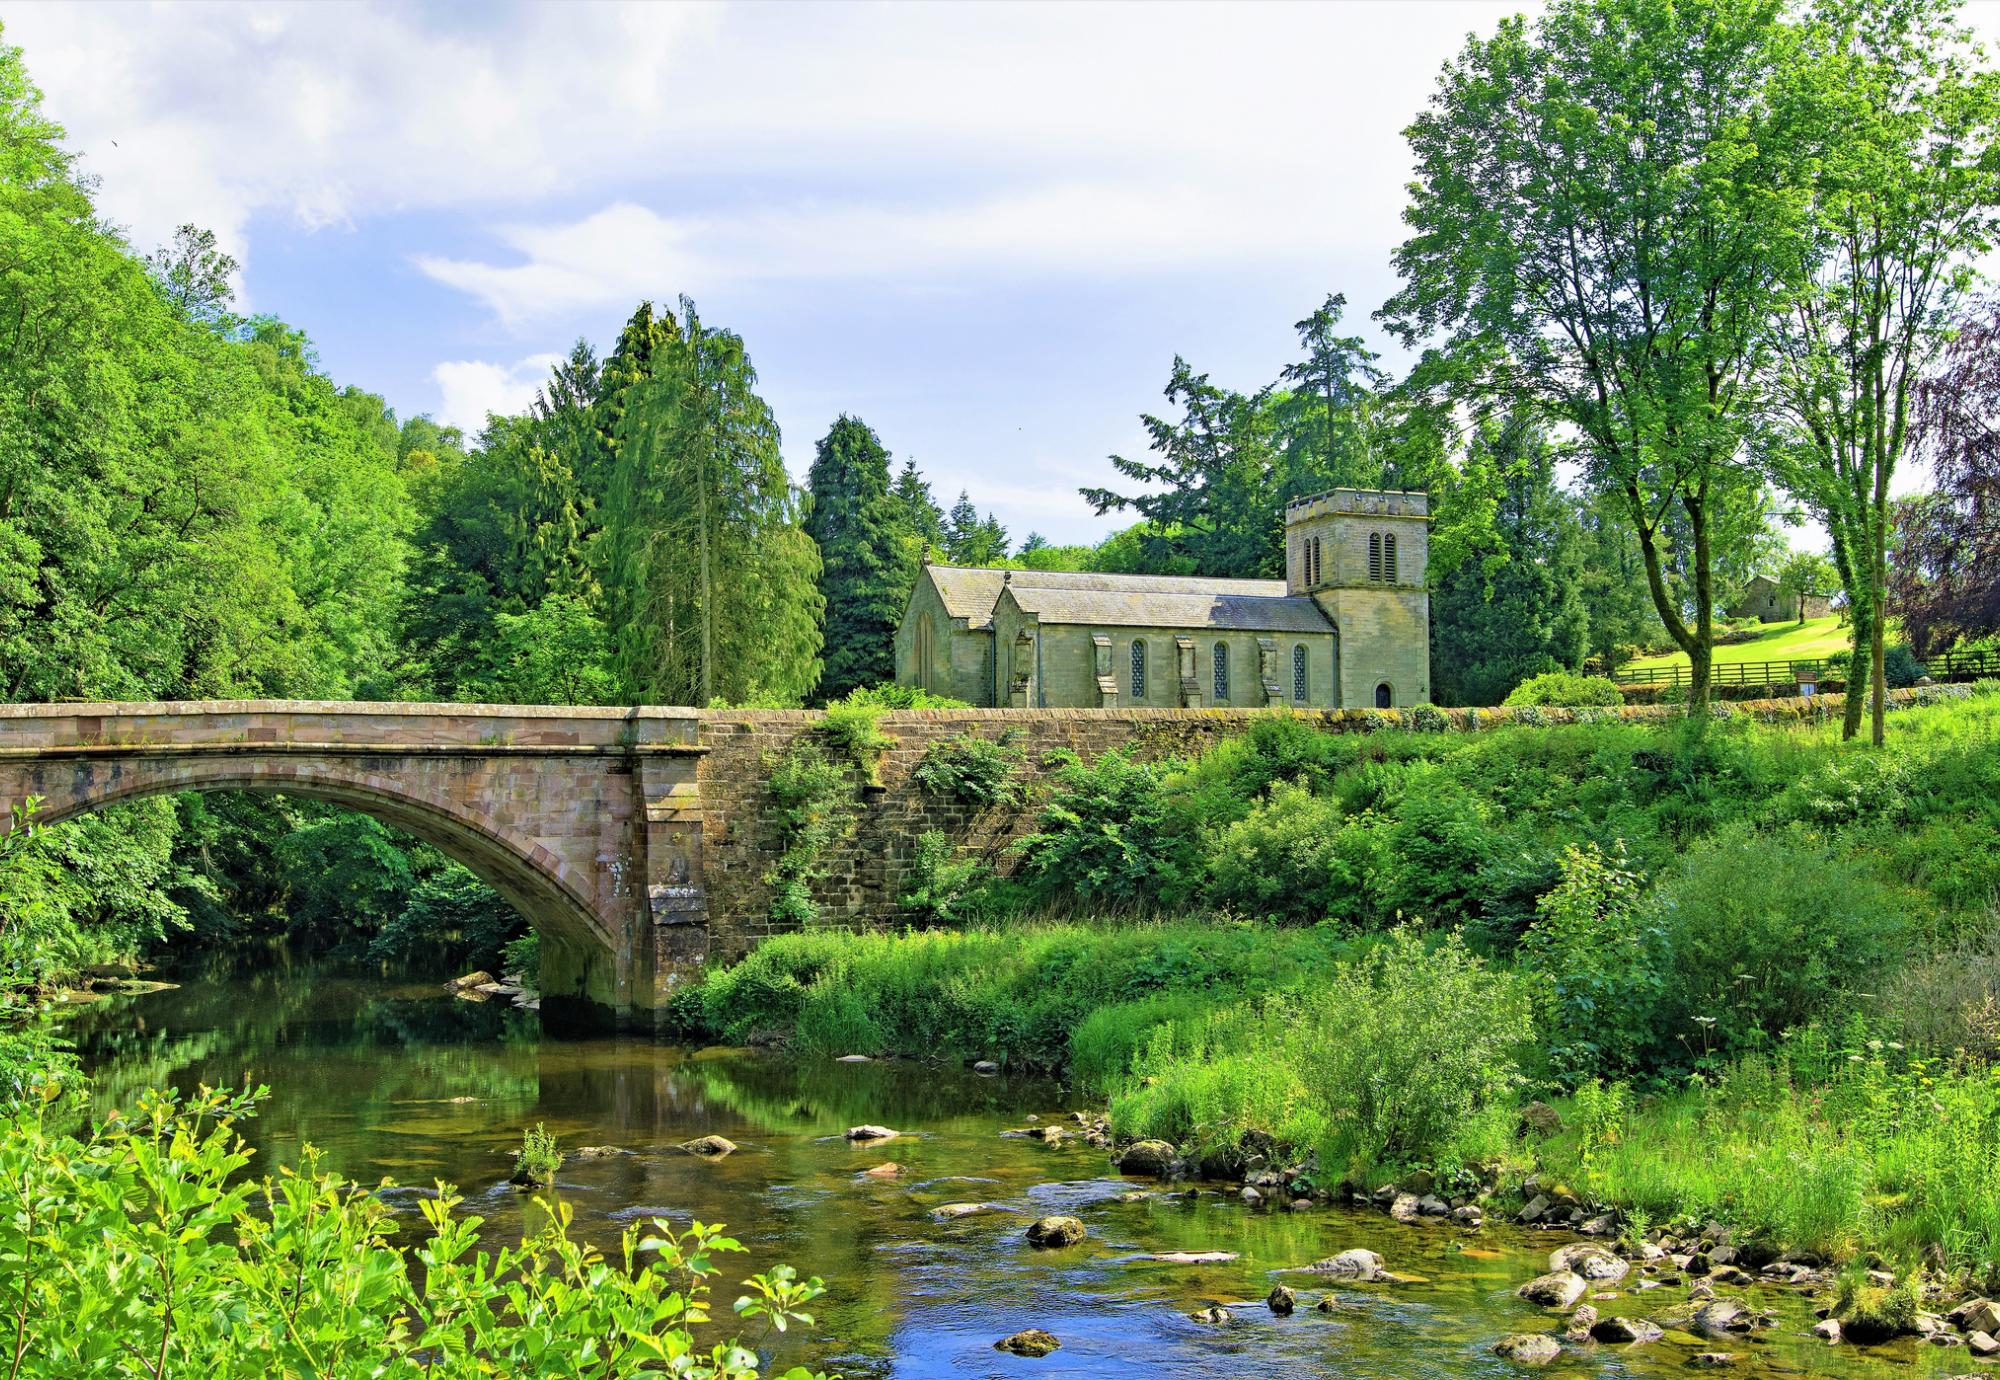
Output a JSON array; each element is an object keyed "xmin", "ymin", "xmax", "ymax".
[{"xmin": 1870, "ymin": 512, "xmax": 1889, "ymax": 748}]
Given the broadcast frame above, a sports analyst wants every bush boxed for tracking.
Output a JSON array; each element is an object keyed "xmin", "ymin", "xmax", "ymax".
[
  {"xmin": 0, "ymin": 1086, "xmax": 827, "ymax": 1380},
  {"xmin": 1505, "ymin": 671, "xmax": 1624, "ymax": 708},
  {"xmin": 1827, "ymin": 643, "xmax": 1926, "ymax": 690},
  {"xmin": 763, "ymin": 738, "xmax": 861, "ymax": 927},
  {"xmin": 1516, "ymin": 842, "xmax": 1665, "ymax": 1085},
  {"xmin": 1380, "ymin": 769, "xmax": 1497, "ymax": 923},
  {"xmin": 815, "ymin": 700, "xmax": 893, "ymax": 780},
  {"xmin": 1112, "ymin": 929, "xmax": 1534, "ymax": 1176},
  {"xmin": 1013, "ymin": 750, "xmax": 1200, "ymax": 911},
  {"xmin": 511, "ymin": 1122, "xmax": 561, "ymax": 1187},
  {"xmin": 830, "ymin": 683, "xmax": 970, "ymax": 710},
  {"xmin": 898, "ymin": 830, "xmax": 992, "ymax": 925},
  {"xmin": 1649, "ymin": 828, "xmax": 1911, "ymax": 1061},
  {"xmin": 501, "ymin": 929, "xmax": 540, "ymax": 986},
  {"xmin": 1207, "ymin": 783, "xmax": 1386, "ymax": 926},
  {"xmin": 912, "ymin": 731, "xmax": 1024, "ymax": 809}
]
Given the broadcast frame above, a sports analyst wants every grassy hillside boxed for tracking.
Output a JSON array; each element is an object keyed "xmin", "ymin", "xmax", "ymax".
[{"xmin": 1625, "ymin": 614, "xmax": 1853, "ymax": 671}]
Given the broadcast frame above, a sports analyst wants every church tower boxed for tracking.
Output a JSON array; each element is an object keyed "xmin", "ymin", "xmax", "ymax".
[{"xmin": 1285, "ymin": 488, "xmax": 1431, "ymax": 707}]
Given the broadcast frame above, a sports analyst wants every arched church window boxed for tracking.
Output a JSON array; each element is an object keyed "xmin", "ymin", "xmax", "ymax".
[
  {"xmin": 1130, "ymin": 640, "xmax": 1147, "ymax": 700},
  {"xmin": 1212, "ymin": 641, "xmax": 1230, "ymax": 703},
  {"xmin": 1292, "ymin": 645, "xmax": 1308, "ymax": 703}
]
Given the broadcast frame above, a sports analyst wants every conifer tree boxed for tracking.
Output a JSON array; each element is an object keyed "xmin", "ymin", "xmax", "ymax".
[
  {"xmin": 804, "ymin": 415, "xmax": 910, "ymax": 701},
  {"xmin": 602, "ymin": 297, "xmax": 822, "ymax": 706}
]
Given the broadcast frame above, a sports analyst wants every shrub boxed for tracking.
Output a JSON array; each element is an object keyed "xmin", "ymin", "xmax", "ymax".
[
  {"xmin": 1380, "ymin": 769, "xmax": 1497, "ymax": 923},
  {"xmin": 501, "ymin": 929, "xmax": 540, "ymax": 985},
  {"xmin": 1013, "ymin": 750, "xmax": 1199, "ymax": 911},
  {"xmin": 0, "ymin": 1085, "xmax": 827, "ymax": 1379},
  {"xmin": 1878, "ymin": 927, "xmax": 2000, "ymax": 1061},
  {"xmin": 815, "ymin": 700, "xmax": 894, "ymax": 780},
  {"xmin": 1516, "ymin": 842, "xmax": 1665, "ymax": 1085},
  {"xmin": 898, "ymin": 830, "xmax": 992, "ymax": 925},
  {"xmin": 763, "ymin": 738, "xmax": 860, "ymax": 927},
  {"xmin": 831, "ymin": 682, "xmax": 970, "ymax": 710},
  {"xmin": 912, "ymin": 731, "xmax": 1024, "ymax": 809},
  {"xmin": 1649, "ymin": 828, "xmax": 1912, "ymax": 1061},
  {"xmin": 511, "ymin": 1122, "xmax": 561, "ymax": 1187},
  {"xmin": 1505, "ymin": 671, "xmax": 1624, "ymax": 708},
  {"xmin": 1207, "ymin": 783, "xmax": 1386, "ymax": 926}
]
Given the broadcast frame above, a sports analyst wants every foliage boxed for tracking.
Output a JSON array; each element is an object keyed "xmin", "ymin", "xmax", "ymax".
[
  {"xmin": 1110, "ymin": 929, "xmax": 1534, "ymax": 1176},
  {"xmin": 813, "ymin": 699, "xmax": 894, "ymax": 781},
  {"xmin": 1516, "ymin": 843, "xmax": 1665, "ymax": 1084},
  {"xmin": 502, "ymin": 930, "xmax": 541, "ymax": 986},
  {"xmin": 1775, "ymin": 551, "xmax": 1839, "ymax": 623},
  {"xmin": 1384, "ymin": 0, "xmax": 1807, "ymax": 706},
  {"xmin": 0, "ymin": 1084, "xmax": 827, "ymax": 1379},
  {"xmin": 896, "ymin": 831, "xmax": 992, "ymax": 926},
  {"xmin": 1206, "ymin": 783, "xmax": 1383, "ymax": 927},
  {"xmin": 367, "ymin": 865, "xmax": 523, "ymax": 974},
  {"xmin": 762, "ymin": 738, "xmax": 861, "ymax": 928},
  {"xmin": 1649, "ymin": 827, "xmax": 1911, "ymax": 1061},
  {"xmin": 804, "ymin": 415, "xmax": 912, "ymax": 701},
  {"xmin": 603, "ymin": 296, "xmax": 823, "ymax": 707},
  {"xmin": 1906, "ymin": 294, "xmax": 2000, "ymax": 656},
  {"xmin": 911, "ymin": 732, "xmax": 1024, "ymax": 810},
  {"xmin": 827, "ymin": 682, "xmax": 969, "ymax": 711},
  {"xmin": 1012, "ymin": 750, "xmax": 1200, "ymax": 911},
  {"xmin": 1503, "ymin": 671, "xmax": 1624, "ymax": 709},
  {"xmin": 512, "ymin": 1122, "xmax": 562, "ymax": 1187}
]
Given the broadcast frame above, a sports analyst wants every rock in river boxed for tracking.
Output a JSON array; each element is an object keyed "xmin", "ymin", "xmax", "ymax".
[
  {"xmin": 1549, "ymin": 1242, "xmax": 1630, "ymax": 1282},
  {"xmin": 1267, "ymin": 1285, "xmax": 1296, "ymax": 1316},
  {"xmin": 846, "ymin": 1124, "xmax": 899, "ymax": 1142},
  {"xmin": 1025, "ymin": 1215, "xmax": 1086, "ymax": 1248},
  {"xmin": 1517, "ymin": 1270, "xmax": 1588, "ymax": 1309},
  {"xmin": 994, "ymin": 1329, "xmax": 1060, "ymax": 1357},
  {"xmin": 1493, "ymin": 1334, "xmax": 1562, "ymax": 1366},
  {"xmin": 1590, "ymin": 1315, "xmax": 1663, "ymax": 1345},
  {"xmin": 1307, "ymin": 1248, "xmax": 1386, "ymax": 1280},
  {"xmin": 1188, "ymin": 1306, "xmax": 1231, "ymax": 1325},
  {"xmin": 1114, "ymin": 1139, "xmax": 1178, "ymax": 1177},
  {"xmin": 677, "ymin": 1135, "xmax": 736, "ymax": 1157}
]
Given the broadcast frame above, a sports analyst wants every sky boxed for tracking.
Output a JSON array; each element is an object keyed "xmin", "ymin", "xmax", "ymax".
[{"xmin": 9, "ymin": 0, "xmax": 1992, "ymax": 549}]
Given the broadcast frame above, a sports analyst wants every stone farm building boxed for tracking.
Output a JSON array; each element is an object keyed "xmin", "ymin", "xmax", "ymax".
[
  {"xmin": 1730, "ymin": 575, "xmax": 1832, "ymax": 625},
  {"xmin": 894, "ymin": 488, "xmax": 1432, "ymax": 709}
]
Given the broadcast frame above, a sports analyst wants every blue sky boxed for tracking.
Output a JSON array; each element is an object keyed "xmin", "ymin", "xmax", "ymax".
[{"xmin": 12, "ymin": 1, "xmax": 1988, "ymax": 547}]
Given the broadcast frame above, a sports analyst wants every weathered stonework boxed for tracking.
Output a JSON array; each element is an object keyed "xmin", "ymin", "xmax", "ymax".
[{"xmin": 0, "ymin": 687, "xmax": 1932, "ymax": 1019}]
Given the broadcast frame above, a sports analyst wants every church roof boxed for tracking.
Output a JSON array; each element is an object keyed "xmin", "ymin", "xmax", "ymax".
[{"xmin": 922, "ymin": 565, "xmax": 1334, "ymax": 635}]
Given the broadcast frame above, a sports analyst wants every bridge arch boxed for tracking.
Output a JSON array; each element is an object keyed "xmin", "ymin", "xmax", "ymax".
[{"xmin": 27, "ymin": 755, "xmax": 617, "ymax": 959}]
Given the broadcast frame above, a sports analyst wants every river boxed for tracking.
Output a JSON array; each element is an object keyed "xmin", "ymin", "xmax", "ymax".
[{"xmin": 61, "ymin": 968, "xmax": 1949, "ymax": 1378}]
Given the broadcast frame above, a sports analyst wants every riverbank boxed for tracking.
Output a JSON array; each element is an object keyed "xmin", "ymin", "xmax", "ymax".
[{"xmin": 684, "ymin": 682, "xmax": 2000, "ymax": 1307}]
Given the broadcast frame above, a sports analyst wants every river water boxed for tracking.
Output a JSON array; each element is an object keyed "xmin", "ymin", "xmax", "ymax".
[{"xmin": 62, "ymin": 970, "xmax": 1949, "ymax": 1378}]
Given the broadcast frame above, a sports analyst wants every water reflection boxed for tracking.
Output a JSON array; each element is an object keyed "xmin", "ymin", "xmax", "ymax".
[{"xmin": 62, "ymin": 972, "xmax": 1943, "ymax": 1379}]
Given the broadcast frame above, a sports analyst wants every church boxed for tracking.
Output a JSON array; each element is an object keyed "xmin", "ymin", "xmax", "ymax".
[{"xmin": 893, "ymin": 488, "xmax": 1431, "ymax": 709}]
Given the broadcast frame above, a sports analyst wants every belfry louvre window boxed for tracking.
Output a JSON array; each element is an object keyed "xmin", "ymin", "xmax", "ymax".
[
  {"xmin": 1212, "ymin": 641, "xmax": 1229, "ymax": 702},
  {"xmin": 1292, "ymin": 645, "xmax": 1308, "ymax": 702},
  {"xmin": 1130, "ymin": 640, "xmax": 1146, "ymax": 699},
  {"xmin": 1311, "ymin": 536, "xmax": 1323, "ymax": 586},
  {"xmin": 1384, "ymin": 533, "xmax": 1399, "ymax": 583},
  {"xmin": 1367, "ymin": 532, "xmax": 1383, "ymax": 582}
]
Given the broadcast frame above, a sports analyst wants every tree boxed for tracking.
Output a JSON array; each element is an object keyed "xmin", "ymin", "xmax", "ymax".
[
  {"xmin": 1763, "ymin": 0, "xmax": 2000, "ymax": 742},
  {"xmin": 1429, "ymin": 417, "xmax": 1592, "ymax": 706},
  {"xmin": 889, "ymin": 458, "xmax": 945, "ymax": 556},
  {"xmin": 603, "ymin": 296, "xmax": 822, "ymax": 706},
  {"xmin": 1776, "ymin": 550, "xmax": 1839, "ymax": 624},
  {"xmin": 1274, "ymin": 293, "xmax": 1389, "ymax": 497},
  {"xmin": 942, "ymin": 491, "xmax": 1009, "ymax": 565},
  {"xmin": 804, "ymin": 415, "xmax": 911, "ymax": 701},
  {"xmin": 146, "ymin": 224, "xmax": 237, "ymax": 326},
  {"xmin": 1902, "ymin": 294, "xmax": 2000, "ymax": 656},
  {"xmin": 1383, "ymin": 0, "xmax": 1807, "ymax": 708},
  {"xmin": 1082, "ymin": 357, "xmax": 1282, "ymax": 578}
]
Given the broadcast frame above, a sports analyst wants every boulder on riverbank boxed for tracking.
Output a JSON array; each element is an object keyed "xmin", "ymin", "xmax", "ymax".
[
  {"xmin": 1025, "ymin": 1215, "xmax": 1086, "ymax": 1248},
  {"xmin": 445, "ymin": 970, "xmax": 493, "ymax": 993}
]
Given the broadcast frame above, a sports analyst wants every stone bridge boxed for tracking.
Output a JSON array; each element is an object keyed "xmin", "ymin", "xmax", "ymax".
[{"xmin": 0, "ymin": 701, "xmax": 709, "ymax": 1026}]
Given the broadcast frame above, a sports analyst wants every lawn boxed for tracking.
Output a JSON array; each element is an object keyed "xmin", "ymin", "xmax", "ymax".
[{"xmin": 1625, "ymin": 615, "xmax": 1854, "ymax": 672}]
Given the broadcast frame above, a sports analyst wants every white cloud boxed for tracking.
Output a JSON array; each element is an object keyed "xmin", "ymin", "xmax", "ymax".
[{"xmin": 432, "ymin": 354, "xmax": 563, "ymax": 436}]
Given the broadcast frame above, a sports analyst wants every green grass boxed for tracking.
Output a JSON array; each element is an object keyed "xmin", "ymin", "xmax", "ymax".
[{"xmin": 1625, "ymin": 615, "xmax": 1854, "ymax": 671}]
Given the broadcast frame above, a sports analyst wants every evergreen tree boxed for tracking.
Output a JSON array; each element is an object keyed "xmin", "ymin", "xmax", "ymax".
[
  {"xmin": 890, "ymin": 458, "xmax": 945, "ymax": 555},
  {"xmin": 1429, "ymin": 419, "xmax": 1591, "ymax": 706},
  {"xmin": 1274, "ymin": 293, "xmax": 1389, "ymax": 498},
  {"xmin": 943, "ymin": 491, "xmax": 1010, "ymax": 564},
  {"xmin": 805, "ymin": 414, "xmax": 910, "ymax": 701},
  {"xmin": 603, "ymin": 296, "xmax": 823, "ymax": 706}
]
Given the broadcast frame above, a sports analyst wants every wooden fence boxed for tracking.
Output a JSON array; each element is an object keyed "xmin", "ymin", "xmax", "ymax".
[{"xmin": 1613, "ymin": 647, "xmax": 2000, "ymax": 690}]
